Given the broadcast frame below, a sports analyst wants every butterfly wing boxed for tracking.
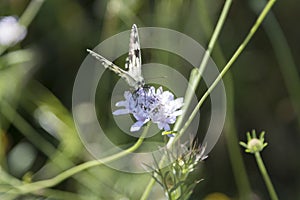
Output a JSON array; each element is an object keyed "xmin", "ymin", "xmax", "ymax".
[
  {"xmin": 126, "ymin": 24, "xmax": 144, "ymax": 88},
  {"xmin": 87, "ymin": 49, "xmax": 137, "ymax": 87},
  {"xmin": 87, "ymin": 24, "xmax": 144, "ymax": 90}
]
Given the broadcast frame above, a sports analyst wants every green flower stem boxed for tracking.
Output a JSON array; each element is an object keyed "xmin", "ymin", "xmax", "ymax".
[
  {"xmin": 1, "ymin": 100, "xmax": 58, "ymax": 157},
  {"xmin": 0, "ymin": 166, "xmax": 22, "ymax": 187},
  {"xmin": 141, "ymin": 1, "xmax": 233, "ymax": 199},
  {"xmin": 197, "ymin": 1, "xmax": 252, "ymax": 198},
  {"xmin": 8, "ymin": 124, "xmax": 150, "ymax": 195},
  {"xmin": 175, "ymin": 0, "xmax": 276, "ymax": 140},
  {"xmin": 254, "ymin": 152, "xmax": 279, "ymax": 200},
  {"xmin": 0, "ymin": 166, "xmax": 23, "ymax": 200},
  {"xmin": 1, "ymin": 100, "xmax": 100, "ymax": 193},
  {"xmin": 19, "ymin": 0, "xmax": 45, "ymax": 27},
  {"xmin": 140, "ymin": 177, "xmax": 155, "ymax": 200},
  {"xmin": 141, "ymin": 0, "xmax": 276, "ymax": 199},
  {"xmin": 0, "ymin": 0, "xmax": 45, "ymax": 55},
  {"xmin": 171, "ymin": 0, "xmax": 232, "ymax": 137},
  {"xmin": 1, "ymin": 80, "xmax": 105, "ymax": 193}
]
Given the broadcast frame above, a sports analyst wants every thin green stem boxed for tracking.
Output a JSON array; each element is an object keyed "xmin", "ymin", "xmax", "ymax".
[
  {"xmin": 1, "ymin": 100, "xmax": 58, "ymax": 157},
  {"xmin": 254, "ymin": 152, "xmax": 279, "ymax": 200},
  {"xmin": 0, "ymin": 100, "xmax": 101, "ymax": 194},
  {"xmin": 198, "ymin": 1, "xmax": 252, "ymax": 198},
  {"xmin": 249, "ymin": 1, "xmax": 300, "ymax": 195},
  {"xmin": 171, "ymin": 0, "xmax": 232, "ymax": 138},
  {"xmin": 1, "ymin": 87, "xmax": 110, "ymax": 195},
  {"xmin": 7, "ymin": 124, "xmax": 149, "ymax": 195},
  {"xmin": 0, "ymin": 166, "xmax": 23, "ymax": 200},
  {"xmin": 19, "ymin": 0, "xmax": 45, "ymax": 27},
  {"xmin": 141, "ymin": 1, "xmax": 233, "ymax": 199},
  {"xmin": 141, "ymin": 0, "xmax": 276, "ymax": 198},
  {"xmin": 0, "ymin": 166, "xmax": 22, "ymax": 187},
  {"xmin": 176, "ymin": 0, "xmax": 276, "ymax": 139},
  {"xmin": 140, "ymin": 177, "xmax": 155, "ymax": 200}
]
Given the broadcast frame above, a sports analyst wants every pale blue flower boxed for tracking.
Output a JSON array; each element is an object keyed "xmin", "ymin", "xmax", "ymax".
[
  {"xmin": 113, "ymin": 86, "xmax": 183, "ymax": 133},
  {"xmin": 0, "ymin": 16, "xmax": 27, "ymax": 46}
]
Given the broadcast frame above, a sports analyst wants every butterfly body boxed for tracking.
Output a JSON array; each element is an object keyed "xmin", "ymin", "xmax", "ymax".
[{"xmin": 87, "ymin": 24, "xmax": 144, "ymax": 90}]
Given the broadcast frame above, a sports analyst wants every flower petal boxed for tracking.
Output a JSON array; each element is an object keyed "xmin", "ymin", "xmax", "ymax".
[
  {"xmin": 115, "ymin": 100, "xmax": 127, "ymax": 107},
  {"xmin": 172, "ymin": 110, "xmax": 183, "ymax": 116},
  {"xmin": 130, "ymin": 121, "xmax": 145, "ymax": 132},
  {"xmin": 113, "ymin": 109, "xmax": 129, "ymax": 115},
  {"xmin": 163, "ymin": 124, "xmax": 170, "ymax": 131}
]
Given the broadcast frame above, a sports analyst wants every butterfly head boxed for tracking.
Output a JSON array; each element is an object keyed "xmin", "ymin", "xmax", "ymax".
[{"xmin": 136, "ymin": 77, "xmax": 145, "ymax": 89}]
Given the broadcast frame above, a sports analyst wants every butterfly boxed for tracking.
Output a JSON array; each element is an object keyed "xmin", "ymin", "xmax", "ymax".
[{"xmin": 87, "ymin": 24, "xmax": 145, "ymax": 90}]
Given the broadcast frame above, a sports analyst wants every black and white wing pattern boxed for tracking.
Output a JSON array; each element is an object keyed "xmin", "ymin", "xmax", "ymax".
[
  {"xmin": 86, "ymin": 49, "xmax": 136, "ymax": 87},
  {"xmin": 87, "ymin": 24, "xmax": 144, "ymax": 90},
  {"xmin": 125, "ymin": 24, "xmax": 144, "ymax": 87}
]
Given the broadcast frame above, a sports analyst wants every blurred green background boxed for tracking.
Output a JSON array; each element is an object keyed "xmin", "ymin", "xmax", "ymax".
[{"xmin": 0, "ymin": 0, "xmax": 299, "ymax": 199}]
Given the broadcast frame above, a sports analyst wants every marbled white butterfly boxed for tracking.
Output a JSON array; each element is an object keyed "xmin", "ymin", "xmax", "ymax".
[{"xmin": 87, "ymin": 24, "xmax": 145, "ymax": 90}]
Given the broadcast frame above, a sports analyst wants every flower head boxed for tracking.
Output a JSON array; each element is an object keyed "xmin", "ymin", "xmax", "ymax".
[
  {"xmin": 240, "ymin": 130, "xmax": 268, "ymax": 153},
  {"xmin": 113, "ymin": 86, "xmax": 183, "ymax": 133},
  {"xmin": 0, "ymin": 16, "xmax": 27, "ymax": 46}
]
